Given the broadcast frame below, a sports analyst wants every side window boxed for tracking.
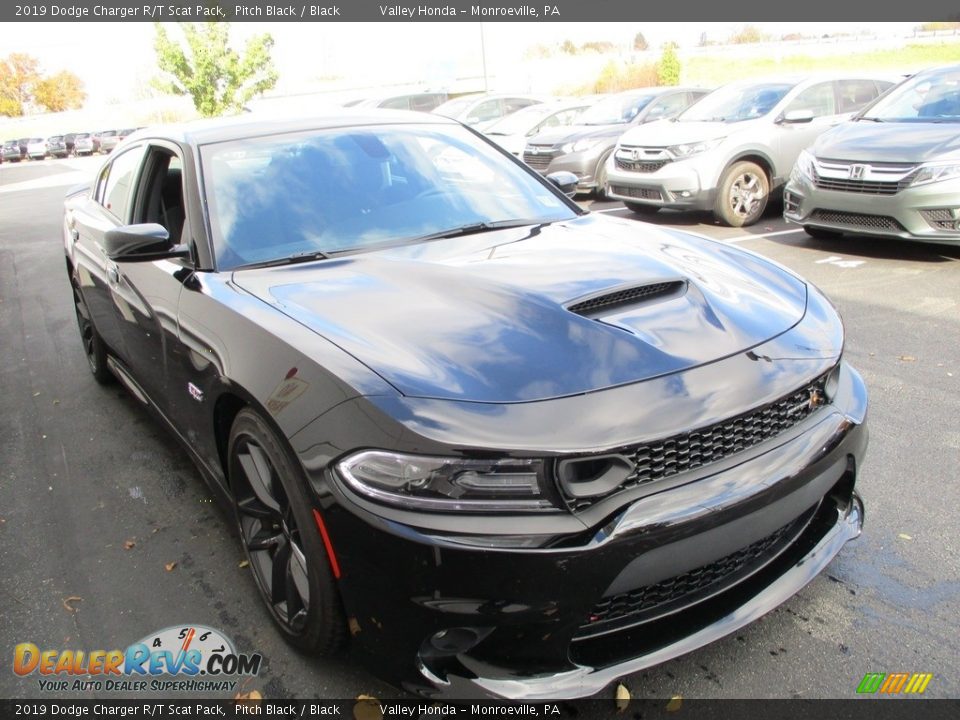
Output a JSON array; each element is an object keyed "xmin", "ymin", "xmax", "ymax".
[
  {"xmin": 466, "ymin": 99, "xmax": 503, "ymax": 124},
  {"xmin": 836, "ymin": 80, "xmax": 879, "ymax": 113},
  {"xmin": 101, "ymin": 147, "xmax": 143, "ymax": 221},
  {"xmin": 93, "ymin": 164, "xmax": 110, "ymax": 204},
  {"xmin": 504, "ymin": 98, "xmax": 537, "ymax": 114},
  {"xmin": 135, "ymin": 147, "xmax": 186, "ymax": 245},
  {"xmin": 785, "ymin": 83, "xmax": 837, "ymax": 118}
]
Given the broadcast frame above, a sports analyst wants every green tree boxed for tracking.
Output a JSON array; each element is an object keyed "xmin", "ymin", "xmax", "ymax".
[
  {"xmin": 153, "ymin": 22, "xmax": 278, "ymax": 117},
  {"xmin": 0, "ymin": 53, "xmax": 41, "ymax": 117},
  {"xmin": 633, "ymin": 32, "xmax": 649, "ymax": 51},
  {"xmin": 33, "ymin": 70, "xmax": 86, "ymax": 112},
  {"xmin": 655, "ymin": 43, "xmax": 681, "ymax": 86}
]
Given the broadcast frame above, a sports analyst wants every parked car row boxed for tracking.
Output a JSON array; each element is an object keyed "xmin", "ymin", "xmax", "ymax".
[{"xmin": 0, "ymin": 129, "xmax": 140, "ymax": 163}]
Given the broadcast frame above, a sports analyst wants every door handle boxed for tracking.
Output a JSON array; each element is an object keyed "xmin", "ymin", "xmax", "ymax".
[
  {"xmin": 107, "ymin": 265, "xmax": 119, "ymax": 285},
  {"xmin": 70, "ymin": 228, "xmax": 79, "ymax": 241}
]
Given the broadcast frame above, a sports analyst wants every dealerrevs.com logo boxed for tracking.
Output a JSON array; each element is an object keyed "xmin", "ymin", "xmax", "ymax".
[{"xmin": 13, "ymin": 625, "xmax": 262, "ymax": 693}]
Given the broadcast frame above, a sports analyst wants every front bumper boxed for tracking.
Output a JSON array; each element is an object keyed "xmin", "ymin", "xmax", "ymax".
[
  {"xmin": 316, "ymin": 362, "xmax": 868, "ymax": 699},
  {"xmin": 784, "ymin": 174, "xmax": 960, "ymax": 246},
  {"xmin": 605, "ymin": 156, "xmax": 719, "ymax": 211}
]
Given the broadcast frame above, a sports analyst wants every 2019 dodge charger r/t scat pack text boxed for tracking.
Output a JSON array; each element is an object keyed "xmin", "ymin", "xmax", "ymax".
[
  {"xmin": 64, "ymin": 112, "xmax": 868, "ymax": 699},
  {"xmin": 785, "ymin": 64, "xmax": 960, "ymax": 245}
]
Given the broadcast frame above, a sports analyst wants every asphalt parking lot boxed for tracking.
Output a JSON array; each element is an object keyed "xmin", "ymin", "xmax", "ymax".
[{"xmin": 1, "ymin": 155, "xmax": 957, "ymax": 701}]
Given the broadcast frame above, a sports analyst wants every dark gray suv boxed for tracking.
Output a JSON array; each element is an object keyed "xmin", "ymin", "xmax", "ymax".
[{"xmin": 523, "ymin": 88, "xmax": 708, "ymax": 196}]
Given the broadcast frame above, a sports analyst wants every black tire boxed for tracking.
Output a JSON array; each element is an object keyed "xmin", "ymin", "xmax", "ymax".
[
  {"xmin": 228, "ymin": 408, "xmax": 346, "ymax": 655},
  {"xmin": 71, "ymin": 275, "xmax": 112, "ymax": 385},
  {"xmin": 804, "ymin": 225, "xmax": 843, "ymax": 240},
  {"xmin": 624, "ymin": 201, "xmax": 660, "ymax": 216},
  {"xmin": 713, "ymin": 161, "xmax": 769, "ymax": 227}
]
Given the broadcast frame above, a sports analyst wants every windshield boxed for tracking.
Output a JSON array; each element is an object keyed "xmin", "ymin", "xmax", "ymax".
[
  {"xmin": 202, "ymin": 123, "xmax": 577, "ymax": 270},
  {"xmin": 860, "ymin": 67, "xmax": 960, "ymax": 122},
  {"xmin": 679, "ymin": 82, "xmax": 795, "ymax": 122},
  {"xmin": 484, "ymin": 105, "xmax": 553, "ymax": 135},
  {"xmin": 577, "ymin": 94, "xmax": 655, "ymax": 125}
]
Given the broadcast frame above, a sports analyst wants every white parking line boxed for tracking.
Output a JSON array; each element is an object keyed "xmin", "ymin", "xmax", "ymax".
[{"xmin": 591, "ymin": 207, "xmax": 807, "ymax": 244}]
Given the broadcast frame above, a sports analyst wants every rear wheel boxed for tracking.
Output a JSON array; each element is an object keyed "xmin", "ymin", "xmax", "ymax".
[
  {"xmin": 228, "ymin": 409, "xmax": 346, "ymax": 654},
  {"xmin": 804, "ymin": 225, "xmax": 843, "ymax": 240},
  {"xmin": 624, "ymin": 201, "xmax": 660, "ymax": 216},
  {"xmin": 714, "ymin": 161, "xmax": 769, "ymax": 227},
  {"xmin": 71, "ymin": 276, "xmax": 112, "ymax": 384}
]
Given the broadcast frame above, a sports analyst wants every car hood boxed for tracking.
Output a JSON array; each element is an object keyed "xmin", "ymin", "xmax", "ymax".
[
  {"xmin": 618, "ymin": 119, "xmax": 758, "ymax": 146},
  {"xmin": 811, "ymin": 121, "xmax": 960, "ymax": 162},
  {"xmin": 234, "ymin": 216, "xmax": 807, "ymax": 403},
  {"xmin": 528, "ymin": 124, "xmax": 626, "ymax": 147}
]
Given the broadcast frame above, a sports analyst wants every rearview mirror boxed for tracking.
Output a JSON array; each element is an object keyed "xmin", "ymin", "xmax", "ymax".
[
  {"xmin": 546, "ymin": 171, "xmax": 579, "ymax": 198},
  {"xmin": 780, "ymin": 109, "xmax": 815, "ymax": 124},
  {"xmin": 103, "ymin": 223, "xmax": 188, "ymax": 262}
]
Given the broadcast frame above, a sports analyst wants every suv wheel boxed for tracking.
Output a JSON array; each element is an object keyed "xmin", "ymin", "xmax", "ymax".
[{"xmin": 714, "ymin": 161, "xmax": 769, "ymax": 227}]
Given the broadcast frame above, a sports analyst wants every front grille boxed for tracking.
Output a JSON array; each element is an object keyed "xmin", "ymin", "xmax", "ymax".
[
  {"xmin": 920, "ymin": 208, "xmax": 960, "ymax": 231},
  {"xmin": 568, "ymin": 281, "xmax": 682, "ymax": 316},
  {"xmin": 575, "ymin": 509, "xmax": 813, "ymax": 639},
  {"xmin": 615, "ymin": 157, "xmax": 670, "ymax": 173},
  {"xmin": 609, "ymin": 184, "xmax": 662, "ymax": 200},
  {"xmin": 522, "ymin": 147, "xmax": 555, "ymax": 171},
  {"xmin": 810, "ymin": 209, "xmax": 903, "ymax": 231},
  {"xmin": 813, "ymin": 176, "xmax": 907, "ymax": 195},
  {"xmin": 563, "ymin": 373, "xmax": 829, "ymax": 511}
]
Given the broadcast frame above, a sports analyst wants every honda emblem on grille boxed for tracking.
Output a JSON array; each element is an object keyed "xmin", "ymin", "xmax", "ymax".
[
  {"xmin": 631, "ymin": 149, "xmax": 641, "ymax": 161},
  {"xmin": 849, "ymin": 164, "xmax": 867, "ymax": 180}
]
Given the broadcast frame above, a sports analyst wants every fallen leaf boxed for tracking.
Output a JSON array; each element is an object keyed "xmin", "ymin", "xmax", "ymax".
[
  {"xmin": 62, "ymin": 596, "xmax": 83, "ymax": 614},
  {"xmin": 666, "ymin": 695, "xmax": 683, "ymax": 712},
  {"xmin": 898, "ymin": 355, "xmax": 916, "ymax": 362},
  {"xmin": 234, "ymin": 689, "xmax": 262, "ymax": 703},
  {"xmin": 164, "ymin": 562, "xmax": 177, "ymax": 572},
  {"xmin": 53, "ymin": 400, "xmax": 60, "ymax": 405},
  {"xmin": 238, "ymin": 560, "xmax": 249, "ymax": 568},
  {"xmin": 615, "ymin": 683, "xmax": 631, "ymax": 712},
  {"xmin": 348, "ymin": 617, "xmax": 361, "ymax": 636},
  {"xmin": 354, "ymin": 696, "xmax": 382, "ymax": 720},
  {"xmin": 123, "ymin": 539, "xmax": 136, "ymax": 550},
  {"xmin": 898, "ymin": 533, "xmax": 913, "ymax": 541},
  {"xmin": 33, "ymin": 391, "xmax": 41, "ymax": 397}
]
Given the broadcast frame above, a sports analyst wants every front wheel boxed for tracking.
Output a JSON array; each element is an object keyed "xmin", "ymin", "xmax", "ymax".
[
  {"xmin": 228, "ymin": 409, "xmax": 346, "ymax": 655},
  {"xmin": 713, "ymin": 161, "xmax": 769, "ymax": 227},
  {"xmin": 71, "ymin": 277, "xmax": 112, "ymax": 384},
  {"xmin": 593, "ymin": 152, "xmax": 612, "ymax": 199}
]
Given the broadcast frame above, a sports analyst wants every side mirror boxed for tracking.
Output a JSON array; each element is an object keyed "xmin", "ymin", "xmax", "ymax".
[
  {"xmin": 780, "ymin": 109, "xmax": 815, "ymax": 124},
  {"xmin": 546, "ymin": 171, "xmax": 579, "ymax": 198},
  {"xmin": 103, "ymin": 223, "xmax": 188, "ymax": 262}
]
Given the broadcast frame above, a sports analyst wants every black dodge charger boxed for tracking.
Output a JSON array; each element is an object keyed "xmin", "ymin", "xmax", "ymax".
[{"xmin": 63, "ymin": 111, "xmax": 868, "ymax": 698}]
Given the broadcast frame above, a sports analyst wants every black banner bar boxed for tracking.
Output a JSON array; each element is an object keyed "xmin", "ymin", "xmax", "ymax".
[
  {"xmin": 2, "ymin": 699, "xmax": 959, "ymax": 720},
  {"xmin": 3, "ymin": 0, "xmax": 960, "ymax": 23}
]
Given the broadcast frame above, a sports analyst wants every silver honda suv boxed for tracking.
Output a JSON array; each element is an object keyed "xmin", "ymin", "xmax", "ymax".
[{"xmin": 605, "ymin": 75, "xmax": 893, "ymax": 227}]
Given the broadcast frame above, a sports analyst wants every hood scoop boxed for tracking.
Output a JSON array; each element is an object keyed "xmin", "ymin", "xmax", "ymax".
[{"xmin": 567, "ymin": 280, "xmax": 685, "ymax": 318}]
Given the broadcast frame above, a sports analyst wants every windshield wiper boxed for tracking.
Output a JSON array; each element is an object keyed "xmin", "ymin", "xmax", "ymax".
[
  {"xmin": 404, "ymin": 220, "xmax": 548, "ymax": 244},
  {"xmin": 857, "ymin": 116, "xmax": 885, "ymax": 122},
  {"xmin": 236, "ymin": 249, "xmax": 331, "ymax": 270}
]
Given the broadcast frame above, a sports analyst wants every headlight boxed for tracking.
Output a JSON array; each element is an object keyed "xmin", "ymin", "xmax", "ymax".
[
  {"xmin": 667, "ymin": 137, "xmax": 725, "ymax": 158},
  {"xmin": 336, "ymin": 450, "xmax": 554, "ymax": 512},
  {"xmin": 561, "ymin": 138, "xmax": 602, "ymax": 155},
  {"xmin": 793, "ymin": 149, "xmax": 817, "ymax": 182},
  {"xmin": 909, "ymin": 162, "xmax": 960, "ymax": 187}
]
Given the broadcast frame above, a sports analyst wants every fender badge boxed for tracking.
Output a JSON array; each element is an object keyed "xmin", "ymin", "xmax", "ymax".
[{"xmin": 188, "ymin": 382, "xmax": 204, "ymax": 402}]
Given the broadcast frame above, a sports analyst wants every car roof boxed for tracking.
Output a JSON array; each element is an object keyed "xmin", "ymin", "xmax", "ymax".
[{"xmin": 123, "ymin": 109, "xmax": 460, "ymax": 147}]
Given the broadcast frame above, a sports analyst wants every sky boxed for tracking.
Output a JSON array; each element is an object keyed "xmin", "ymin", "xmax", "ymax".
[{"xmin": 3, "ymin": 22, "xmax": 923, "ymax": 108}]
